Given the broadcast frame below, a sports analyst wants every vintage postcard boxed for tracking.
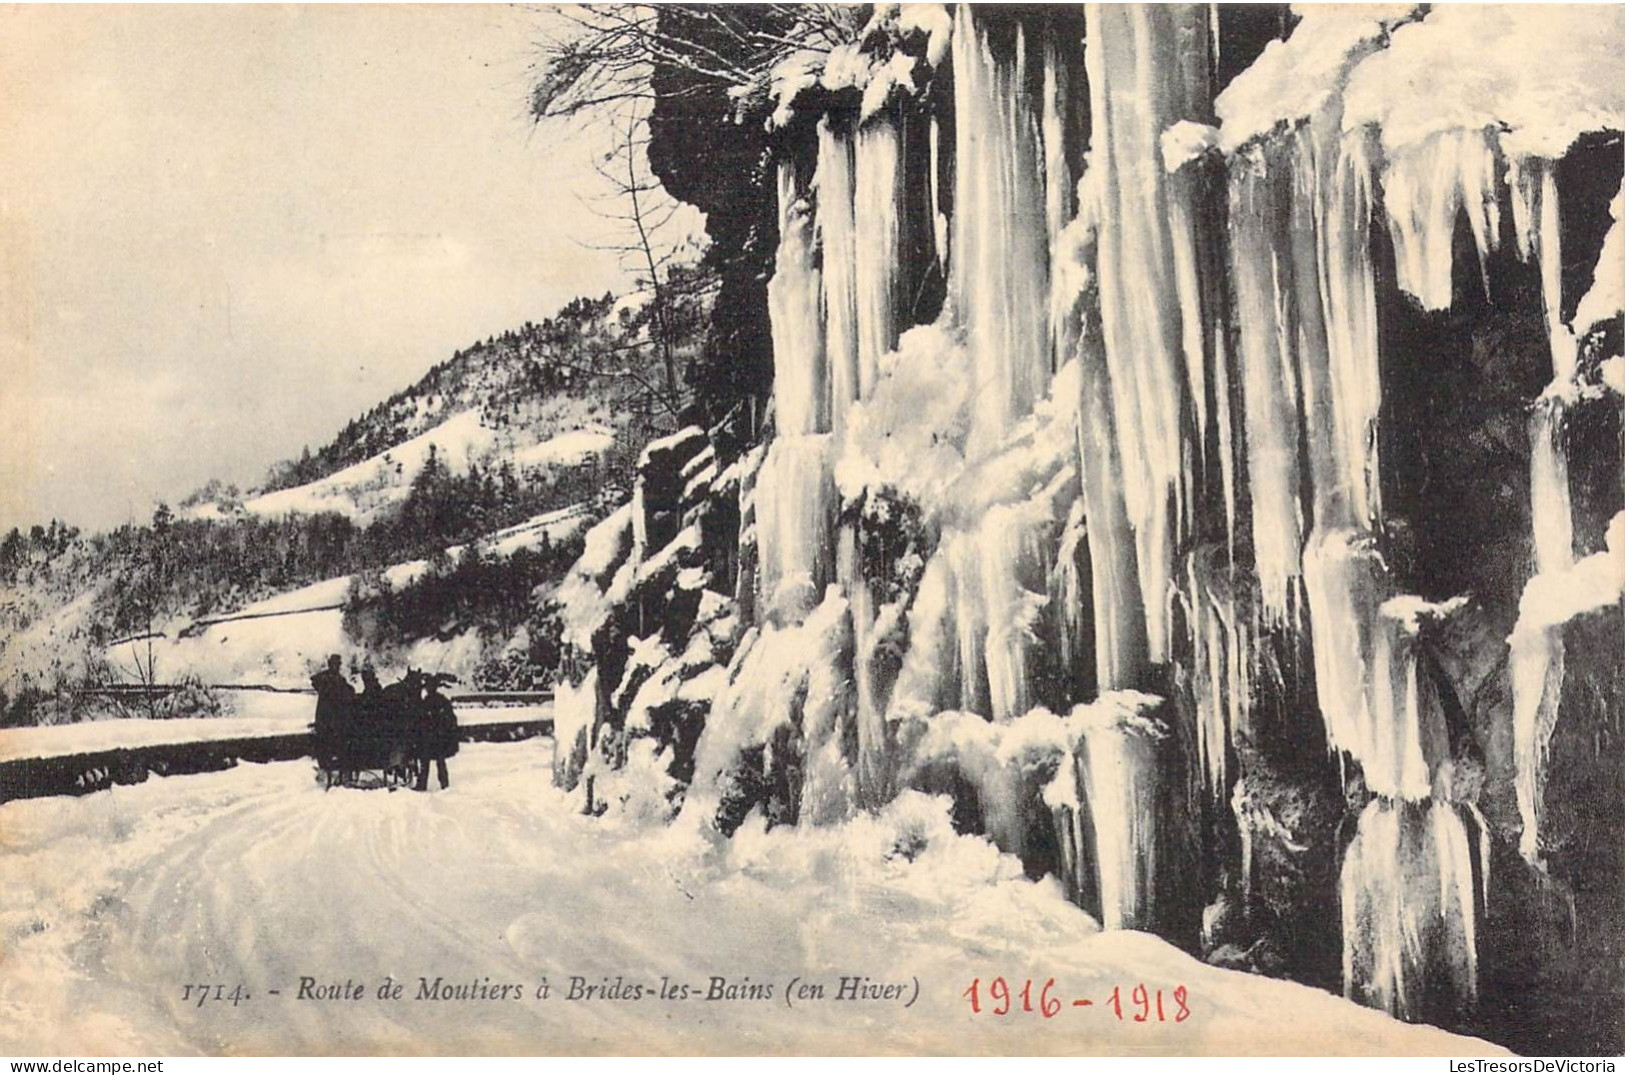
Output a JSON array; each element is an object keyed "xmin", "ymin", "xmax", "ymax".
[{"xmin": 2, "ymin": 2, "xmax": 1622, "ymax": 1058}]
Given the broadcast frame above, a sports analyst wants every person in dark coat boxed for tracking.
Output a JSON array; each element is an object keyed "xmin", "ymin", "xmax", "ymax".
[
  {"xmin": 414, "ymin": 673, "xmax": 458, "ymax": 791},
  {"xmin": 310, "ymin": 655, "xmax": 354, "ymax": 775},
  {"xmin": 370, "ymin": 669, "xmax": 424, "ymax": 786},
  {"xmin": 344, "ymin": 664, "xmax": 391, "ymax": 775}
]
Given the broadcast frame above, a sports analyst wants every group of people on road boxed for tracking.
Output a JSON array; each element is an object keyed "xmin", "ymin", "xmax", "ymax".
[{"xmin": 310, "ymin": 656, "xmax": 459, "ymax": 791}]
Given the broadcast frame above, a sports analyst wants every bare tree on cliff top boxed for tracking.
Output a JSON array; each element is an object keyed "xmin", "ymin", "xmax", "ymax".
[
  {"xmin": 530, "ymin": 5, "xmax": 859, "ymax": 431},
  {"xmin": 528, "ymin": 4, "xmax": 855, "ymax": 121}
]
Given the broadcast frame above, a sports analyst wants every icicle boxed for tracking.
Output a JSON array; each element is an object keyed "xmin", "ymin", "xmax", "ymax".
[
  {"xmin": 1233, "ymin": 781, "xmax": 1254, "ymax": 908},
  {"xmin": 768, "ymin": 159, "xmax": 828, "ymax": 437},
  {"xmin": 915, "ymin": 494, "xmax": 1063, "ymax": 723},
  {"xmin": 1379, "ymin": 129, "xmax": 1503, "ymax": 312},
  {"xmin": 977, "ymin": 499, "xmax": 1054, "ymax": 723},
  {"xmin": 1465, "ymin": 800, "xmax": 1492, "ymax": 911},
  {"xmin": 1225, "ymin": 586, "xmax": 1251, "ymax": 754},
  {"xmin": 1164, "ymin": 160, "xmax": 1210, "ymax": 494},
  {"xmin": 834, "ymin": 518, "xmax": 897, "ymax": 811},
  {"xmin": 1042, "ymin": 32, "xmax": 1076, "ymax": 251},
  {"xmin": 1215, "ymin": 11, "xmax": 1396, "ymax": 541},
  {"xmin": 1061, "ymin": 201, "xmax": 1151, "ymax": 691},
  {"xmin": 1083, "ymin": 3, "xmax": 1213, "ymax": 655},
  {"xmin": 1287, "ymin": 127, "xmax": 1341, "ymax": 535},
  {"xmin": 854, "ymin": 116, "xmax": 905, "ymax": 400},
  {"xmin": 1433, "ymin": 802, "xmax": 1481, "ymax": 1007},
  {"xmin": 1073, "ymin": 692, "xmax": 1170, "ymax": 931},
  {"xmin": 1212, "ymin": 298, "xmax": 1239, "ymax": 561},
  {"xmin": 732, "ymin": 445, "xmax": 767, "ymax": 629},
  {"xmin": 928, "ymin": 118, "xmax": 947, "ymax": 269},
  {"xmin": 1529, "ymin": 395, "xmax": 1575, "ymax": 575},
  {"xmin": 1509, "ymin": 156, "xmax": 1579, "ymax": 383},
  {"xmin": 1536, "ymin": 162, "xmax": 1576, "ymax": 384},
  {"xmin": 1044, "ymin": 753, "xmax": 1096, "ymax": 911},
  {"xmin": 1198, "ymin": 571, "xmax": 1229, "ymax": 795},
  {"xmin": 817, "ymin": 118, "xmax": 861, "ymax": 435},
  {"xmin": 1303, "ymin": 532, "xmax": 1456, "ymax": 800},
  {"xmin": 1341, "ymin": 800, "xmax": 1481, "ymax": 1020},
  {"xmin": 1185, "ymin": 548, "xmax": 1250, "ymax": 798},
  {"xmin": 1230, "ymin": 149, "xmax": 1306, "ymax": 622},
  {"xmin": 1077, "ymin": 311, "xmax": 1150, "ymax": 691},
  {"xmin": 754, "ymin": 436, "xmax": 838, "ymax": 624},
  {"xmin": 952, "ymin": 6, "xmax": 1054, "ymax": 457},
  {"xmin": 1509, "ymin": 154, "xmax": 1540, "ymax": 261},
  {"xmin": 1052, "ymin": 498, "xmax": 1091, "ymax": 689},
  {"xmin": 1323, "ymin": 131, "xmax": 1384, "ymax": 529},
  {"xmin": 1369, "ymin": 596, "xmax": 1453, "ymax": 802},
  {"xmin": 888, "ymin": 553, "xmax": 958, "ymax": 723},
  {"xmin": 946, "ymin": 532, "xmax": 991, "ymax": 717},
  {"xmin": 1227, "ymin": 126, "xmax": 1385, "ymax": 619},
  {"xmin": 1510, "ymin": 619, "xmax": 1564, "ymax": 866},
  {"xmin": 1508, "ymin": 514, "xmax": 1625, "ymax": 863}
]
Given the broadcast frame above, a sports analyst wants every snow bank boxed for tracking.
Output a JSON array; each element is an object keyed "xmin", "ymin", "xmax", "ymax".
[
  {"xmin": 766, "ymin": 3, "xmax": 952, "ymax": 130},
  {"xmin": 1216, "ymin": 6, "xmax": 1417, "ymax": 153},
  {"xmin": 835, "ymin": 323, "xmax": 971, "ymax": 510},
  {"xmin": 691, "ymin": 591, "xmax": 850, "ymax": 804},
  {"xmin": 1343, "ymin": 6, "xmax": 1625, "ymax": 159},
  {"xmin": 1574, "ymin": 178, "xmax": 1625, "ymax": 338},
  {"xmin": 1160, "ymin": 121, "xmax": 1219, "ymax": 173}
]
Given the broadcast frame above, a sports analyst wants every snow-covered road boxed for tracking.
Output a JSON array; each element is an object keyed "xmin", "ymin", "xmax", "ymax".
[{"xmin": 0, "ymin": 744, "xmax": 1502, "ymax": 1056}]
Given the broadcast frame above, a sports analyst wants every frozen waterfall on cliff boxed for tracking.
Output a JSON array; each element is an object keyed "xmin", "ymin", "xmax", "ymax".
[{"xmin": 556, "ymin": 2, "xmax": 1625, "ymax": 1052}]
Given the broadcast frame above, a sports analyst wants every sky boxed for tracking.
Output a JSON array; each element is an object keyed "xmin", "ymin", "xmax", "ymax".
[{"xmin": 0, "ymin": 4, "xmax": 642, "ymax": 532}]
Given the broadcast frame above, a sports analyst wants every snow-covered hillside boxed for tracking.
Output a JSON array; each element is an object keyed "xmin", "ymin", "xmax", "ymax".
[
  {"xmin": 119, "ymin": 503, "xmax": 593, "ymax": 688},
  {"xmin": 231, "ymin": 414, "xmax": 615, "ymax": 524},
  {"xmin": 0, "ymin": 743, "xmax": 1503, "ymax": 1056}
]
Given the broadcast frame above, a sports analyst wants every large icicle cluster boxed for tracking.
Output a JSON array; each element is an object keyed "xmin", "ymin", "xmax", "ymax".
[
  {"xmin": 1212, "ymin": 2, "xmax": 1621, "ymax": 1015},
  {"xmin": 1082, "ymin": 4, "xmax": 1215, "ymax": 660},
  {"xmin": 552, "ymin": 1, "xmax": 1625, "ymax": 1042}
]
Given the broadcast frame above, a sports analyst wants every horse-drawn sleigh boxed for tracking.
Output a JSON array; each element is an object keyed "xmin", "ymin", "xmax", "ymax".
[{"xmin": 310, "ymin": 660, "xmax": 459, "ymax": 790}]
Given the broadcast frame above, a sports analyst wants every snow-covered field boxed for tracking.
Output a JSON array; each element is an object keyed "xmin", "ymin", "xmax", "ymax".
[{"xmin": 0, "ymin": 743, "xmax": 1501, "ymax": 1056}]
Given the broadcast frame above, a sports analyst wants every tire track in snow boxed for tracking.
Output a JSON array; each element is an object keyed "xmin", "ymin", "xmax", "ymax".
[{"xmin": 105, "ymin": 756, "xmax": 639, "ymax": 1053}]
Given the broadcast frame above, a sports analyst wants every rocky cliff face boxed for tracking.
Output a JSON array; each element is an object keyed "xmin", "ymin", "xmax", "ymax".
[{"xmin": 550, "ymin": 5, "xmax": 1625, "ymax": 1054}]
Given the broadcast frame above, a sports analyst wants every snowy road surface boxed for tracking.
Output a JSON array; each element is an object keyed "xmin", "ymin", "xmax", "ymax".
[{"xmin": 0, "ymin": 743, "xmax": 1501, "ymax": 1055}]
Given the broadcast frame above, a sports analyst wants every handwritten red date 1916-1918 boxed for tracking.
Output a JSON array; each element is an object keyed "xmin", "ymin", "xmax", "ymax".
[{"xmin": 961, "ymin": 978, "xmax": 1191, "ymax": 1022}]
